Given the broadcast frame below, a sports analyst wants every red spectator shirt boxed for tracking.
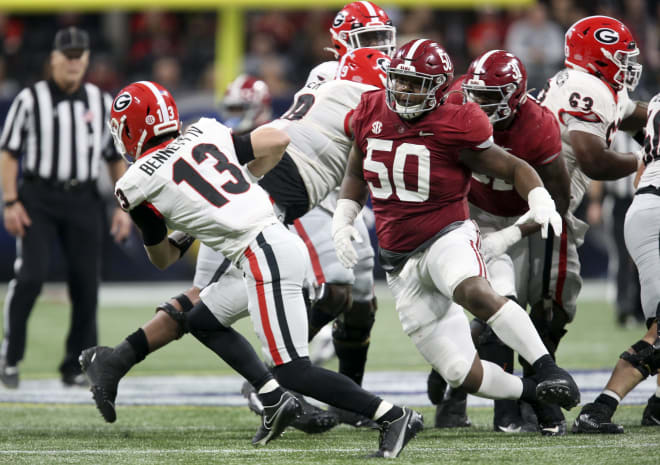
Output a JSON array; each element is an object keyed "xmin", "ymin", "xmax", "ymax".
[
  {"xmin": 352, "ymin": 89, "xmax": 493, "ymax": 253},
  {"xmin": 447, "ymin": 76, "xmax": 562, "ymax": 217}
]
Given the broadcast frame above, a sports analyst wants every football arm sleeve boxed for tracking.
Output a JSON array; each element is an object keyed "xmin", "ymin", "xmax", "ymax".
[{"xmin": 129, "ymin": 203, "xmax": 192, "ymax": 270}]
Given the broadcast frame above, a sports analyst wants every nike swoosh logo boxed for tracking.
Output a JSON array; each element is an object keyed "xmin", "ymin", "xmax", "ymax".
[
  {"xmin": 649, "ymin": 415, "xmax": 660, "ymax": 425},
  {"xmin": 542, "ymin": 425, "xmax": 560, "ymax": 434},
  {"xmin": 263, "ymin": 397, "xmax": 291, "ymax": 429},
  {"xmin": 497, "ymin": 424, "xmax": 522, "ymax": 433},
  {"xmin": 91, "ymin": 353, "xmax": 97, "ymax": 363},
  {"xmin": 419, "ymin": 131, "xmax": 434, "ymax": 136}
]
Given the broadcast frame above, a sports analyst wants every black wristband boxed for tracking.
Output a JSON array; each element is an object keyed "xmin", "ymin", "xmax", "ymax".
[
  {"xmin": 3, "ymin": 199, "xmax": 18, "ymax": 208},
  {"xmin": 168, "ymin": 231, "xmax": 195, "ymax": 258}
]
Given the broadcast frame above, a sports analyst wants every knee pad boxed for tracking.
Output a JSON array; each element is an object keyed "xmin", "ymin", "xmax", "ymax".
[
  {"xmin": 309, "ymin": 283, "xmax": 352, "ymax": 330},
  {"xmin": 529, "ymin": 300, "xmax": 569, "ymax": 357},
  {"xmin": 620, "ymin": 340, "xmax": 660, "ymax": 379},
  {"xmin": 171, "ymin": 293, "xmax": 195, "ymax": 312},
  {"xmin": 444, "ymin": 358, "xmax": 471, "ymax": 388},
  {"xmin": 332, "ymin": 300, "xmax": 376, "ymax": 347},
  {"xmin": 155, "ymin": 302, "xmax": 189, "ymax": 339}
]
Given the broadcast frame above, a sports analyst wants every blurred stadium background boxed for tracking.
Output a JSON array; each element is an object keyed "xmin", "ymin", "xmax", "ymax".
[{"xmin": 1, "ymin": 1, "xmax": 660, "ymax": 459}]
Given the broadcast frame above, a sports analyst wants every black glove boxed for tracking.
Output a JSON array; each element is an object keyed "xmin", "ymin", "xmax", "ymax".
[{"xmin": 168, "ymin": 231, "xmax": 195, "ymax": 258}]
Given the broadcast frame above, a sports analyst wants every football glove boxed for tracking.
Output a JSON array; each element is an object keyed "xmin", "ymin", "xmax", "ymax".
[
  {"xmin": 480, "ymin": 225, "xmax": 522, "ymax": 262},
  {"xmin": 332, "ymin": 199, "xmax": 363, "ymax": 269},
  {"xmin": 168, "ymin": 231, "xmax": 195, "ymax": 258},
  {"xmin": 516, "ymin": 187, "xmax": 562, "ymax": 239}
]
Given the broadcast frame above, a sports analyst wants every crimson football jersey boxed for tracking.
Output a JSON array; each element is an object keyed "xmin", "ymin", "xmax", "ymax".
[
  {"xmin": 352, "ymin": 89, "xmax": 493, "ymax": 253},
  {"xmin": 447, "ymin": 76, "xmax": 562, "ymax": 217}
]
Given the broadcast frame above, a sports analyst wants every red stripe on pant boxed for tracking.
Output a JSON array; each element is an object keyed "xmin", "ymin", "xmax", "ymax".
[
  {"xmin": 469, "ymin": 240, "xmax": 485, "ymax": 277},
  {"xmin": 293, "ymin": 219, "xmax": 326, "ymax": 284},
  {"xmin": 244, "ymin": 245, "xmax": 283, "ymax": 365},
  {"xmin": 555, "ymin": 221, "xmax": 568, "ymax": 303}
]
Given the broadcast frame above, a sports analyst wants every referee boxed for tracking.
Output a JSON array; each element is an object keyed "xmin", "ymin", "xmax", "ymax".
[{"xmin": 0, "ymin": 27, "xmax": 132, "ymax": 388}]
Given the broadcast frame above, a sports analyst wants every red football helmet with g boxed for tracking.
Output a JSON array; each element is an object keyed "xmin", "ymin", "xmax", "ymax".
[
  {"xmin": 109, "ymin": 81, "xmax": 180, "ymax": 164},
  {"xmin": 336, "ymin": 47, "xmax": 391, "ymax": 88},
  {"xmin": 220, "ymin": 75, "xmax": 272, "ymax": 134},
  {"xmin": 564, "ymin": 15, "xmax": 642, "ymax": 91},
  {"xmin": 462, "ymin": 50, "xmax": 528, "ymax": 123},
  {"xmin": 386, "ymin": 39, "xmax": 454, "ymax": 120},
  {"xmin": 330, "ymin": 1, "xmax": 396, "ymax": 58}
]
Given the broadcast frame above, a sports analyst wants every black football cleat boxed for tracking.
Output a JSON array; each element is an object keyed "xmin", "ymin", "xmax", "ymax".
[
  {"xmin": 641, "ymin": 395, "xmax": 660, "ymax": 426},
  {"xmin": 62, "ymin": 372, "xmax": 90, "ymax": 388},
  {"xmin": 328, "ymin": 405, "xmax": 379, "ymax": 429},
  {"xmin": 370, "ymin": 408, "xmax": 424, "ymax": 459},
  {"xmin": 241, "ymin": 381, "xmax": 337, "ymax": 435},
  {"xmin": 531, "ymin": 400, "xmax": 566, "ymax": 436},
  {"xmin": 252, "ymin": 391, "xmax": 302, "ymax": 446},
  {"xmin": 533, "ymin": 361, "xmax": 580, "ymax": 410},
  {"xmin": 434, "ymin": 397, "xmax": 471, "ymax": 428},
  {"xmin": 241, "ymin": 380, "xmax": 264, "ymax": 416},
  {"xmin": 572, "ymin": 402, "xmax": 624, "ymax": 434},
  {"xmin": 0, "ymin": 358, "xmax": 19, "ymax": 389},
  {"xmin": 79, "ymin": 346, "xmax": 124, "ymax": 423},
  {"xmin": 494, "ymin": 400, "xmax": 537, "ymax": 433},
  {"xmin": 291, "ymin": 395, "xmax": 338, "ymax": 434}
]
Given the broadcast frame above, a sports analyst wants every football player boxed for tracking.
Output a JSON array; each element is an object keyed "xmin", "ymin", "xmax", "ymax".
[
  {"xmin": 573, "ymin": 95, "xmax": 660, "ymax": 434},
  {"xmin": 428, "ymin": 50, "xmax": 572, "ymax": 435},
  {"xmin": 333, "ymin": 39, "xmax": 581, "ymax": 417},
  {"xmin": 515, "ymin": 16, "xmax": 649, "ymax": 432},
  {"xmin": 81, "ymin": 80, "xmax": 423, "ymax": 457}
]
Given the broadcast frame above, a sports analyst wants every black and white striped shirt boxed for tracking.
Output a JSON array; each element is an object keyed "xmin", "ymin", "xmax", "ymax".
[{"xmin": 0, "ymin": 79, "xmax": 120, "ymax": 183}]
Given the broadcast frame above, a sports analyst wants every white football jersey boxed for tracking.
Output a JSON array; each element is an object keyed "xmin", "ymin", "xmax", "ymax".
[
  {"xmin": 539, "ymin": 68, "xmax": 637, "ymax": 210},
  {"xmin": 115, "ymin": 118, "xmax": 278, "ymax": 263},
  {"xmin": 638, "ymin": 93, "xmax": 660, "ymax": 189},
  {"xmin": 265, "ymin": 79, "xmax": 378, "ymax": 208}
]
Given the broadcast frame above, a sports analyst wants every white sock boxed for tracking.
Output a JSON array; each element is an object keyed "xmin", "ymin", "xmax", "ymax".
[
  {"xmin": 487, "ymin": 300, "xmax": 549, "ymax": 365},
  {"xmin": 257, "ymin": 379, "xmax": 280, "ymax": 394},
  {"xmin": 373, "ymin": 400, "xmax": 394, "ymax": 420},
  {"xmin": 475, "ymin": 360, "xmax": 523, "ymax": 400},
  {"xmin": 602, "ymin": 389, "xmax": 622, "ymax": 403}
]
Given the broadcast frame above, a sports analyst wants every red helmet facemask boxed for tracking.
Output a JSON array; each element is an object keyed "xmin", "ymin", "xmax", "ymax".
[
  {"xmin": 330, "ymin": 1, "xmax": 396, "ymax": 58},
  {"xmin": 109, "ymin": 81, "xmax": 180, "ymax": 164},
  {"xmin": 463, "ymin": 50, "xmax": 528, "ymax": 123},
  {"xmin": 335, "ymin": 47, "xmax": 391, "ymax": 88},
  {"xmin": 564, "ymin": 15, "xmax": 642, "ymax": 91}
]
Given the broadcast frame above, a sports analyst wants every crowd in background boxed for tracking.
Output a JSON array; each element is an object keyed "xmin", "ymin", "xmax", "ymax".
[
  {"xmin": 2, "ymin": 0, "xmax": 660, "ymax": 106},
  {"xmin": 0, "ymin": 0, "xmax": 658, "ymax": 305}
]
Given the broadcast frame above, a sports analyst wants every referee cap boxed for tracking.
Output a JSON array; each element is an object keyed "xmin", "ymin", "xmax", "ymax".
[{"xmin": 53, "ymin": 27, "xmax": 90, "ymax": 53}]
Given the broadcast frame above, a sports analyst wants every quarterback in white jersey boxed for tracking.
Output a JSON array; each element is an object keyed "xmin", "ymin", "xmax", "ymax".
[
  {"xmin": 526, "ymin": 16, "xmax": 648, "ymax": 323},
  {"xmin": 81, "ymin": 81, "xmax": 424, "ymax": 458},
  {"xmin": 572, "ymin": 94, "xmax": 660, "ymax": 434},
  {"xmin": 115, "ymin": 117, "xmax": 278, "ymax": 263}
]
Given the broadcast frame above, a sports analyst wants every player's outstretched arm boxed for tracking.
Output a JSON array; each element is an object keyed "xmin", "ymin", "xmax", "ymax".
[
  {"xmin": 569, "ymin": 130, "xmax": 639, "ymax": 180},
  {"xmin": 127, "ymin": 204, "xmax": 194, "ymax": 270},
  {"xmin": 460, "ymin": 144, "xmax": 562, "ymax": 238},
  {"xmin": 333, "ymin": 142, "xmax": 369, "ymax": 269},
  {"xmin": 245, "ymin": 127, "xmax": 290, "ymax": 178},
  {"xmin": 535, "ymin": 154, "xmax": 571, "ymax": 217}
]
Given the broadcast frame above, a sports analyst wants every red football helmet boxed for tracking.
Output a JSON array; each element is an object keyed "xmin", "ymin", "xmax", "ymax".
[
  {"xmin": 109, "ymin": 81, "xmax": 180, "ymax": 164},
  {"xmin": 335, "ymin": 47, "xmax": 391, "ymax": 88},
  {"xmin": 462, "ymin": 50, "xmax": 528, "ymax": 123},
  {"xmin": 564, "ymin": 15, "xmax": 642, "ymax": 91},
  {"xmin": 330, "ymin": 1, "xmax": 396, "ymax": 58},
  {"xmin": 220, "ymin": 75, "xmax": 272, "ymax": 134},
  {"xmin": 386, "ymin": 39, "xmax": 454, "ymax": 120}
]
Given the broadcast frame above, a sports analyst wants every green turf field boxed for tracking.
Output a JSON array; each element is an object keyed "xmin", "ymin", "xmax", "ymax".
[{"xmin": 1, "ymin": 287, "xmax": 658, "ymax": 464}]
